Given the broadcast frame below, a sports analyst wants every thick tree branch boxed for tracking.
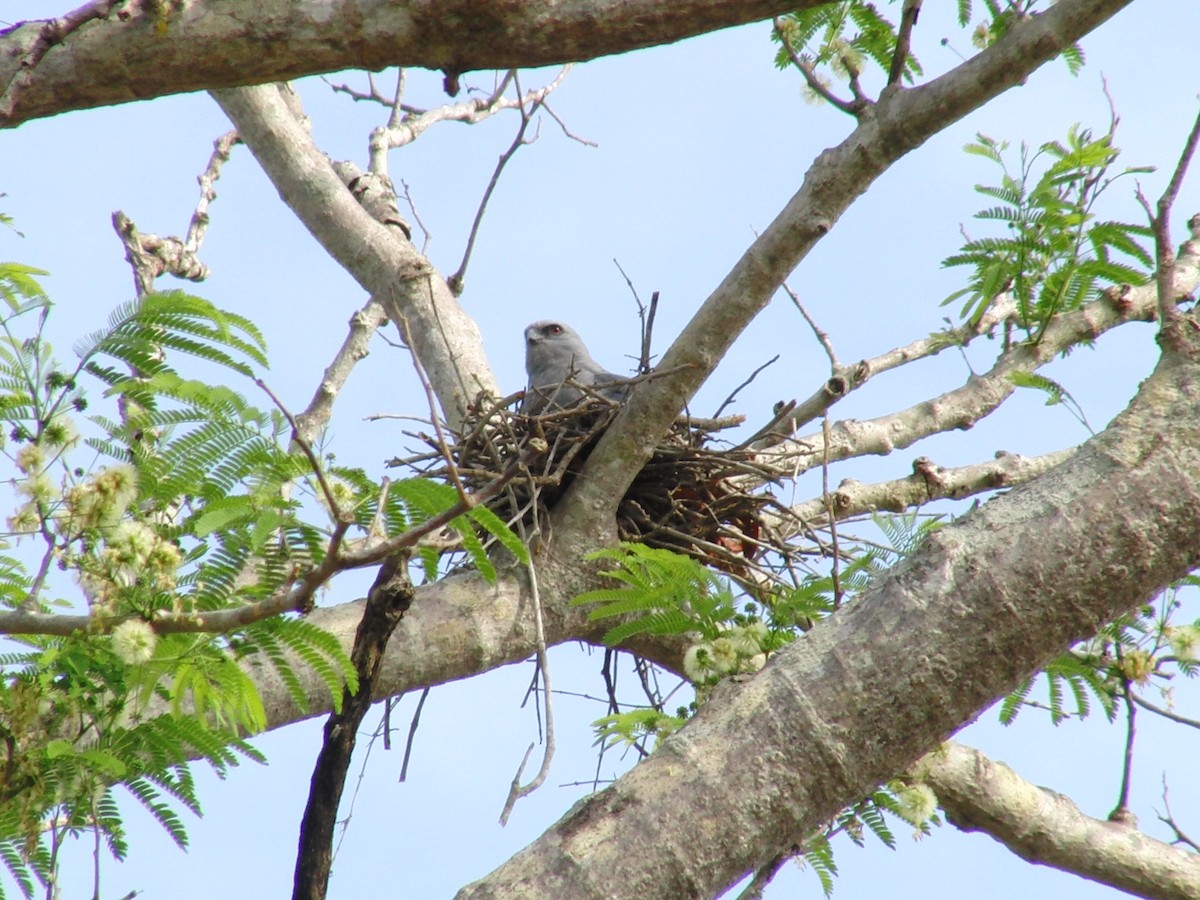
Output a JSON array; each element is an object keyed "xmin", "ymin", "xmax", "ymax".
[
  {"xmin": 211, "ymin": 83, "xmax": 494, "ymax": 430},
  {"xmin": 783, "ymin": 448, "xmax": 1074, "ymax": 527},
  {"xmin": 761, "ymin": 240, "xmax": 1200, "ymax": 477},
  {"xmin": 459, "ymin": 319, "xmax": 1200, "ymax": 898},
  {"xmin": 916, "ymin": 742, "xmax": 1200, "ymax": 900},
  {"xmin": 0, "ymin": 0, "xmax": 820, "ymax": 128},
  {"xmin": 557, "ymin": 0, "xmax": 1134, "ymax": 537}
]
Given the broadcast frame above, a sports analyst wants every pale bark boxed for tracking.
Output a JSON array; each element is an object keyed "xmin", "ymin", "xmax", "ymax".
[
  {"xmin": 916, "ymin": 742, "xmax": 1200, "ymax": 900},
  {"xmin": 0, "ymin": 0, "xmax": 816, "ymax": 128},
  {"xmin": 556, "ymin": 0, "xmax": 1134, "ymax": 538},
  {"xmin": 458, "ymin": 329, "xmax": 1200, "ymax": 897},
  {"xmin": 211, "ymin": 83, "xmax": 494, "ymax": 430},
  {"xmin": 9, "ymin": 0, "xmax": 1196, "ymax": 896}
]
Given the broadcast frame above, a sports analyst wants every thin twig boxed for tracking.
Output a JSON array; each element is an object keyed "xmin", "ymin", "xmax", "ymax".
[
  {"xmin": 399, "ymin": 687, "xmax": 431, "ymax": 782},
  {"xmin": 387, "ymin": 68, "xmax": 408, "ymax": 130},
  {"xmin": 323, "ymin": 73, "xmax": 419, "ymax": 109},
  {"xmin": 400, "ymin": 179, "xmax": 433, "ymax": 254},
  {"xmin": 542, "ymin": 101, "xmax": 599, "ymax": 147},
  {"xmin": 712, "ymin": 355, "xmax": 779, "ymax": 419},
  {"xmin": 256, "ymin": 378, "xmax": 347, "ymax": 523},
  {"xmin": 1157, "ymin": 775, "xmax": 1200, "ymax": 852},
  {"xmin": 780, "ymin": 279, "xmax": 838, "ymax": 369},
  {"xmin": 447, "ymin": 76, "xmax": 544, "ymax": 295},
  {"xmin": 1130, "ymin": 692, "xmax": 1200, "ymax": 729},
  {"xmin": 498, "ymin": 559, "xmax": 555, "ymax": 825},
  {"xmin": 1151, "ymin": 103, "xmax": 1200, "ymax": 336},
  {"xmin": 888, "ymin": 0, "xmax": 923, "ymax": 86},
  {"xmin": 822, "ymin": 415, "xmax": 842, "ymax": 608},
  {"xmin": 396, "ymin": 315, "xmax": 467, "ymax": 502},
  {"xmin": 1109, "ymin": 660, "xmax": 1137, "ymax": 823},
  {"xmin": 640, "ymin": 291, "xmax": 660, "ymax": 376},
  {"xmin": 184, "ymin": 129, "xmax": 242, "ymax": 259}
]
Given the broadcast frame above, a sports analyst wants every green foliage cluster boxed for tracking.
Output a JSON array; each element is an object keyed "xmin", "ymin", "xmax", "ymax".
[
  {"xmin": 0, "ymin": 268, "xmax": 333, "ymax": 897},
  {"xmin": 773, "ymin": 2, "xmax": 923, "ymax": 86},
  {"xmin": 0, "ymin": 265, "xmax": 520, "ymax": 898},
  {"xmin": 1001, "ymin": 579, "xmax": 1200, "ymax": 726},
  {"xmin": 942, "ymin": 126, "xmax": 1154, "ymax": 338}
]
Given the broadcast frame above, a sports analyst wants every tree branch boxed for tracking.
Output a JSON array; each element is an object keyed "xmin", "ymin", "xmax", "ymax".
[
  {"xmin": 916, "ymin": 741, "xmax": 1200, "ymax": 900},
  {"xmin": 556, "ymin": 0, "xmax": 1134, "ymax": 537},
  {"xmin": 211, "ymin": 83, "xmax": 495, "ymax": 430},
  {"xmin": 460, "ymin": 315, "xmax": 1200, "ymax": 897},
  {"xmin": 0, "ymin": 0, "xmax": 824, "ymax": 128},
  {"xmin": 781, "ymin": 448, "xmax": 1074, "ymax": 527},
  {"xmin": 758, "ymin": 241, "xmax": 1200, "ymax": 476}
]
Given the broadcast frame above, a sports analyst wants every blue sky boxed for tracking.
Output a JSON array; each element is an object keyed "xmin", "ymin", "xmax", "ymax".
[{"xmin": 3, "ymin": 2, "xmax": 1199, "ymax": 897}]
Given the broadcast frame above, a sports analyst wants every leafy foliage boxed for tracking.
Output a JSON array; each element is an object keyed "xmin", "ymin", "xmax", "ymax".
[
  {"xmin": 0, "ymin": 276, "xmax": 529, "ymax": 896},
  {"xmin": 1008, "ymin": 371, "xmax": 1094, "ymax": 434},
  {"xmin": 1000, "ymin": 582, "xmax": 1199, "ymax": 726},
  {"xmin": 773, "ymin": 2, "xmax": 923, "ymax": 87},
  {"xmin": 942, "ymin": 126, "xmax": 1153, "ymax": 337},
  {"xmin": 593, "ymin": 707, "xmax": 686, "ymax": 752},
  {"xmin": 0, "ymin": 289, "xmax": 343, "ymax": 896},
  {"xmin": 574, "ymin": 543, "xmax": 739, "ymax": 646}
]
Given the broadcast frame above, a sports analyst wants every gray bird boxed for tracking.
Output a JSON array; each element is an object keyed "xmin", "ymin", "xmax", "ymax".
[{"xmin": 522, "ymin": 320, "xmax": 629, "ymax": 414}]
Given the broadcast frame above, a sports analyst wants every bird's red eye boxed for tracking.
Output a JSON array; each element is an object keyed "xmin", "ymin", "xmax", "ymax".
[{"xmin": 546, "ymin": 324, "xmax": 563, "ymax": 335}]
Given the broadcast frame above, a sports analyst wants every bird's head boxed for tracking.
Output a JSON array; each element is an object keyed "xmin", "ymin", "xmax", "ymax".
[{"xmin": 525, "ymin": 320, "xmax": 579, "ymax": 349}]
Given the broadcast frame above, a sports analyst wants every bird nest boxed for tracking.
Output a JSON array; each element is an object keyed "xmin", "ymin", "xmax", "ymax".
[{"xmin": 396, "ymin": 393, "xmax": 806, "ymax": 593}]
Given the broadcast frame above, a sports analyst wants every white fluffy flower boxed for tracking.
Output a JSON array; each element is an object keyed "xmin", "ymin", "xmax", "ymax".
[
  {"xmin": 893, "ymin": 783, "xmax": 938, "ymax": 828},
  {"xmin": 1167, "ymin": 624, "xmax": 1200, "ymax": 662},
  {"xmin": 111, "ymin": 619, "xmax": 157, "ymax": 665}
]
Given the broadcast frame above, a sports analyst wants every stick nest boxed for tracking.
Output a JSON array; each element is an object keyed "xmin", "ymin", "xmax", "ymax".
[{"xmin": 405, "ymin": 395, "xmax": 804, "ymax": 590}]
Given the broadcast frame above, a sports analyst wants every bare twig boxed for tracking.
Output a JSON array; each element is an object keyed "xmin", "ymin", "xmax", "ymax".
[
  {"xmin": 542, "ymin": 101, "xmax": 599, "ymax": 147},
  {"xmin": 399, "ymin": 687, "xmax": 431, "ymax": 782},
  {"xmin": 396, "ymin": 316, "xmax": 467, "ymax": 502},
  {"xmin": 614, "ymin": 258, "xmax": 661, "ymax": 375},
  {"xmin": 184, "ymin": 129, "xmax": 242, "ymax": 259},
  {"xmin": 822, "ymin": 415, "xmax": 842, "ymax": 608},
  {"xmin": 323, "ymin": 73, "xmax": 418, "ymax": 110},
  {"xmin": 386, "ymin": 68, "xmax": 408, "ymax": 131},
  {"xmin": 712, "ymin": 355, "xmax": 779, "ymax": 419},
  {"xmin": 110, "ymin": 131, "xmax": 241, "ymax": 293},
  {"xmin": 498, "ymin": 558, "xmax": 555, "ymax": 825},
  {"xmin": 1157, "ymin": 776, "xmax": 1200, "ymax": 852},
  {"xmin": 294, "ymin": 298, "xmax": 389, "ymax": 445},
  {"xmin": 1109, "ymin": 663, "xmax": 1137, "ymax": 824},
  {"xmin": 367, "ymin": 67, "xmax": 568, "ymax": 176},
  {"xmin": 639, "ymin": 291, "xmax": 660, "ymax": 376},
  {"xmin": 447, "ymin": 75, "xmax": 549, "ymax": 294},
  {"xmin": 400, "ymin": 179, "xmax": 433, "ymax": 254},
  {"xmin": 780, "ymin": 279, "xmax": 838, "ymax": 369},
  {"xmin": 888, "ymin": 0, "xmax": 923, "ymax": 87},
  {"xmin": 1149, "ymin": 103, "xmax": 1200, "ymax": 340},
  {"xmin": 1130, "ymin": 692, "xmax": 1200, "ymax": 729}
]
